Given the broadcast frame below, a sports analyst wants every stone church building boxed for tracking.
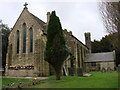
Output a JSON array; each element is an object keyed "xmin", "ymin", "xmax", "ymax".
[{"xmin": 5, "ymin": 4, "xmax": 115, "ymax": 77}]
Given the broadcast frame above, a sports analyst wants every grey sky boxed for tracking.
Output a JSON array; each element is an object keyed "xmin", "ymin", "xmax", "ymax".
[{"xmin": 0, "ymin": 0, "xmax": 108, "ymax": 43}]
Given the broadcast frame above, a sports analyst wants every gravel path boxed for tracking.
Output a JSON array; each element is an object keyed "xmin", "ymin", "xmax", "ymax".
[{"xmin": 1, "ymin": 76, "xmax": 48, "ymax": 80}]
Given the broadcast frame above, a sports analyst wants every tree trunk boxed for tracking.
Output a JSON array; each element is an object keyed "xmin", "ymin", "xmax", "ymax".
[
  {"xmin": 56, "ymin": 72, "xmax": 61, "ymax": 80},
  {"xmin": 55, "ymin": 67, "xmax": 61, "ymax": 80}
]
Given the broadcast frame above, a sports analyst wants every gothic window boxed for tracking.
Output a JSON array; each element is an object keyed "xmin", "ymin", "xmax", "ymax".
[
  {"xmin": 80, "ymin": 47, "xmax": 84, "ymax": 67},
  {"xmin": 77, "ymin": 44, "xmax": 80, "ymax": 67},
  {"xmin": 30, "ymin": 28, "xmax": 33, "ymax": 52},
  {"xmin": 23, "ymin": 23, "xmax": 26, "ymax": 53},
  {"xmin": 17, "ymin": 31, "xmax": 19, "ymax": 53}
]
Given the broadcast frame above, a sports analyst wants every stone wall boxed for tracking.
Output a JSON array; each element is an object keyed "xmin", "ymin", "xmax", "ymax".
[
  {"xmin": 34, "ymin": 38, "xmax": 49, "ymax": 76},
  {"xmin": 85, "ymin": 61, "xmax": 115, "ymax": 72},
  {"xmin": 6, "ymin": 8, "xmax": 46, "ymax": 76},
  {"xmin": 7, "ymin": 70, "xmax": 34, "ymax": 77},
  {"xmin": 63, "ymin": 29, "xmax": 88, "ymax": 73},
  {"xmin": 100, "ymin": 61, "xmax": 115, "ymax": 70}
]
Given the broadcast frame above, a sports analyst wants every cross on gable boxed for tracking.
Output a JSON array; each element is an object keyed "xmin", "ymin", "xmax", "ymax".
[{"xmin": 24, "ymin": 2, "xmax": 28, "ymax": 8}]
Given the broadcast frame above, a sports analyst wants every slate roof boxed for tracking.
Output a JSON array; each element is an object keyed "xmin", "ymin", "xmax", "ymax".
[
  {"xmin": 30, "ymin": 13, "xmax": 47, "ymax": 34},
  {"xmin": 85, "ymin": 52, "xmax": 115, "ymax": 62}
]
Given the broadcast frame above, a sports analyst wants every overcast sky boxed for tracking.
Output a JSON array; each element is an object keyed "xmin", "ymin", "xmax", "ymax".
[{"xmin": 0, "ymin": 0, "xmax": 109, "ymax": 44}]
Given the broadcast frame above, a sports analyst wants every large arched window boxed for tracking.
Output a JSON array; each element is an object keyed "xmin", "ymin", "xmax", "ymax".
[
  {"xmin": 30, "ymin": 28, "xmax": 33, "ymax": 52},
  {"xmin": 23, "ymin": 23, "xmax": 26, "ymax": 53},
  {"xmin": 77, "ymin": 44, "xmax": 80, "ymax": 67},
  {"xmin": 17, "ymin": 31, "xmax": 19, "ymax": 53}
]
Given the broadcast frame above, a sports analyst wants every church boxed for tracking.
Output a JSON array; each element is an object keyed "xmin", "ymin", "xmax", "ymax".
[{"xmin": 5, "ymin": 3, "xmax": 115, "ymax": 77}]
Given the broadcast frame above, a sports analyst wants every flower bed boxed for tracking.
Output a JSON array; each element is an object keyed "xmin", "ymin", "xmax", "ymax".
[{"xmin": 8, "ymin": 64, "xmax": 34, "ymax": 70}]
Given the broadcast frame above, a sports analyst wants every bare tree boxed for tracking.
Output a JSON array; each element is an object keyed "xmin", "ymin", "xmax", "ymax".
[
  {"xmin": 99, "ymin": 1, "xmax": 120, "ymax": 66},
  {"xmin": 99, "ymin": 2, "xmax": 120, "ymax": 33}
]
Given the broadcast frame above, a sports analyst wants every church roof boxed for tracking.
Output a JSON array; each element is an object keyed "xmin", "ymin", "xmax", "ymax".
[
  {"xmin": 85, "ymin": 52, "xmax": 115, "ymax": 62},
  {"xmin": 71, "ymin": 34, "xmax": 88, "ymax": 49},
  {"xmin": 30, "ymin": 13, "xmax": 47, "ymax": 34}
]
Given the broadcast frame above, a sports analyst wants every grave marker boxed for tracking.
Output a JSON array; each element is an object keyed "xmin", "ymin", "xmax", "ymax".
[{"xmin": 77, "ymin": 68, "xmax": 83, "ymax": 76}]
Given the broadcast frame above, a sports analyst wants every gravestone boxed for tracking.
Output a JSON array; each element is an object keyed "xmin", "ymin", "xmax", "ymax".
[
  {"xmin": 118, "ymin": 64, "xmax": 120, "ymax": 73},
  {"xmin": 116, "ymin": 67, "xmax": 118, "ymax": 72},
  {"xmin": 101, "ymin": 68, "xmax": 106, "ymax": 73},
  {"xmin": 68, "ymin": 68, "xmax": 74, "ymax": 76},
  {"xmin": 77, "ymin": 68, "xmax": 83, "ymax": 76},
  {"xmin": 86, "ymin": 67, "xmax": 90, "ymax": 73},
  {"xmin": 114, "ymin": 67, "xmax": 116, "ymax": 71},
  {"xmin": 107, "ymin": 67, "xmax": 112, "ymax": 73}
]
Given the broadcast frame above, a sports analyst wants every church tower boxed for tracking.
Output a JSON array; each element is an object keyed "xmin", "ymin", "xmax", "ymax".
[{"xmin": 84, "ymin": 32, "xmax": 91, "ymax": 53}]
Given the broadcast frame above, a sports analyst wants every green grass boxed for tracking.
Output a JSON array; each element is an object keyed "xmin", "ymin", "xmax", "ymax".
[
  {"xmin": 0, "ymin": 77, "xmax": 2, "ymax": 89},
  {"xmin": 30, "ymin": 71, "xmax": 118, "ymax": 88},
  {"xmin": 2, "ymin": 78, "xmax": 35, "ymax": 88}
]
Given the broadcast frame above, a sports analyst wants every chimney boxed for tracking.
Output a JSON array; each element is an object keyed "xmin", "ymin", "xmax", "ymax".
[
  {"xmin": 84, "ymin": 32, "xmax": 91, "ymax": 53},
  {"xmin": 47, "ymin": 12, "xmax": 50, "ymax": 25}
]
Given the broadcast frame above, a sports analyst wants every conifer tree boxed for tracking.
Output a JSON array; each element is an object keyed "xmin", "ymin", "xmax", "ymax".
[
  {"xmin": 0, "ymin": 20, "xmax": 10, "ymax": 70},
  {"xmin": 45, "ymin": 11, "xmax": 69, "ymax": 80}
]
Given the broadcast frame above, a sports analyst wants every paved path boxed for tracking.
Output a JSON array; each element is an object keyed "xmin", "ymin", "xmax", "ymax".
[{"xmin": 0, "ymin": 76, "xmax": 48, "ymax": 80}]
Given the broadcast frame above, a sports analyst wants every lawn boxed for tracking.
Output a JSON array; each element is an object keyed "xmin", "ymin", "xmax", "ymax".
[
  {"xmin": 2, "ymin": 78, "xmax": 35, "ymax": 88},
  {"xmin": 0, "ymin": 77, "xmax": 2, "ymax": 89},
  {"xmin": 30, "ymin": 71, "xmax": 118, "ymax": 88}
]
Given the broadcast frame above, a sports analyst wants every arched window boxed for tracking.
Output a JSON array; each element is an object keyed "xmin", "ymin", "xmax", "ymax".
[
  {"xmin": 77, "ymin": 44, "xmax": 80, "ymax": 67},
  {"xmin": 30, "ymin": 28, "xmax": 33, "ymax": 52},
  {"xmin": 23, "ymin": 23, "xmax": 26, "ymax": 53},
  {"xmin": 17, "ymin": 31, "xmax": 19, "ymax": 53}
]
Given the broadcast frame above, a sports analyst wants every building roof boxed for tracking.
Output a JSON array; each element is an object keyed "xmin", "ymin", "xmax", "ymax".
[
  {"xmin": 30, "ymin": 13, "xmax": 47, "ymax": 34},
  {"xmin": 71, "ymin": 34, "xmax": 88, "ymax": 49},
  {"xmin": 85, "ymin": 52, "xmax": 115, "ymax": 62},
  {"xmin": 63, "ymin": 29, "xmax": 88, "ymax": 49}
]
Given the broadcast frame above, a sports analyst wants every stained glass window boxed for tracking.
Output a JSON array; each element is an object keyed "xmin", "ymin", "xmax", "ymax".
[
  {"xmin": 23, "ymin": 23, "xmax": 26, "ymax": 53},
  {"xmin": 30, "ymin": 28, "xmax": 33, "ymax": 52},
  {"xmin": 17, "ymin": 31, "xmax": 19, "ymax": 53}
]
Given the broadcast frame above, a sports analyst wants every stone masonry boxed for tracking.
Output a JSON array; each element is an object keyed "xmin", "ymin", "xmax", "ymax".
[
  {"xmin": 5, "ymin": 5, "xmax": 89, "ymax": 76},
  {"xmin": 5, "ymin": 4, "xmax": 115, "ymax": 77}
]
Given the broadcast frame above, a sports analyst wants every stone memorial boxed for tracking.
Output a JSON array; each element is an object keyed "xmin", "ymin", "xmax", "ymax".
[
  {"xmin": 118, "ymin": 64, "xmax": 120, "ymax": 73},
  {"xmin": 77, "ymin": 68, "xmax": 83, "ymax": 76},
  {"xmin": 68, "ymin": 68, "xmax": 74, "ymax": 76},
  {"xmin": 86, "ymin": 67, "xmax": 90, "ymax": 73}
]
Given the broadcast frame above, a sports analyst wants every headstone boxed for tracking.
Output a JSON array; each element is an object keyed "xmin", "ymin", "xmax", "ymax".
[
  {"xmin": 68, "ymin": 68, "xmax": 74, "ymax": 76},
  {"xmin": 107, "ymin": 67, "xmax": 112, "ymax": 73},
  {"xmin": 118, "ymin": 64, "xmax": 120, "ymax": 73},
  {"xmin": 114, "ymin": 67, "xmax": 116, "ymax": 71},
  {"xmin": 101, "ymin": 68, "xmax": 106, "ymax": 73},
  {"xmin": 116, "ymin": 67, "xmax": 118, "ymax": 72},
  {"xmin": 77, "ymin": 68, "xmax": 83, "ymax": 76},
  {"xmin": 86, "ymin": 67, "xmax": 90, "ymax": 73}
]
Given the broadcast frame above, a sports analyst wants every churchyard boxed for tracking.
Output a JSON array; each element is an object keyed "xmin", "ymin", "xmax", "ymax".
[
  {"xmin": 1, "ymin": 71, "xmax": 118, "ymax": 88},
  {"xmin": 2, "ymin": 78, "xmax": 34, "ymax": 88}
]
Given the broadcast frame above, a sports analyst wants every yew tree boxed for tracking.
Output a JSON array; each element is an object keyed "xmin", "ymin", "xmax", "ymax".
[{"xmin": 45, "ymin": 11, "xmax": 69, "ymax": 80}]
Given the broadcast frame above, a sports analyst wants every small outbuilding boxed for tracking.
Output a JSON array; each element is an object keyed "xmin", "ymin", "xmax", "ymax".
[{"xmin": 84, "ymin": 51, "xmax": 115, "ymax": 72}]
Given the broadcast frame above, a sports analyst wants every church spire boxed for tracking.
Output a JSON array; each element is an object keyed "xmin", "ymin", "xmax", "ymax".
[{"xmin": 24, "ymin": 2, "xmax": 28, "ymax": 9}]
